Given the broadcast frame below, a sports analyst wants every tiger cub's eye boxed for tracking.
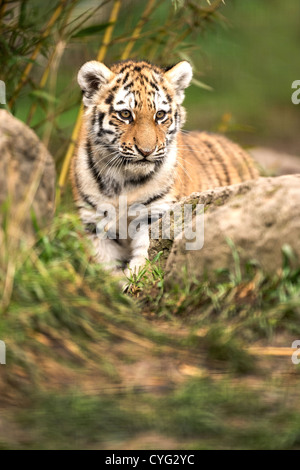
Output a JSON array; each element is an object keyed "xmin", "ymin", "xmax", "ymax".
[
  {"xmin": 118, "ymin": 110, "xmax": 132, "ymax": 119},
  {"xmin": 156, "ymin": 110, "xmax": 166, "ymax": 120}
]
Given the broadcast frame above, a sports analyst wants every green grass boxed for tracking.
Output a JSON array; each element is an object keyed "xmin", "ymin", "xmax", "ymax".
[
  {"xmin": 131, "ymin": 239, "xmax": 300, "ymax": 375},
  {"xmin": 137, "ymin": 244, "xmax": 300, "ymax": 337}
]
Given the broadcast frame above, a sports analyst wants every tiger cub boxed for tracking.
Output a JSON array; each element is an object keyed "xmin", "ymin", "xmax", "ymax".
[{"xmin": 72, "ymin": 59, "xmax": 259, "ymax": 276}]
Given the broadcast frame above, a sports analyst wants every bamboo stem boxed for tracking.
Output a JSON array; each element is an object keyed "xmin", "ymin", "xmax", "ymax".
[
  {"xmin": 56, "ymin": 0, "xmax": 122, "ymax": 203},
  {"xmin": 96, "ymin": 0, "xmax": 122, "ymax": 62},
  {"xmin": 120, "ymin": 0, "xmax": 156, "ymax": 60},
  {"xmin": 9, "ymin": 0, "xmax": 68, "ymax": 108}
]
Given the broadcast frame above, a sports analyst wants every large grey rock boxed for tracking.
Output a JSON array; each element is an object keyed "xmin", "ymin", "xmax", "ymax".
[
  {"xmin": 149, "ymin": 175, "xmax": 300, "ymax": 283},
  {"xmin": 0, "ymin": 110, "xmax": 55, "ymax": 240}
]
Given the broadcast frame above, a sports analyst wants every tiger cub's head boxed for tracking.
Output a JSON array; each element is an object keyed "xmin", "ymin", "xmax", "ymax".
[{"xmin": 78, "ymin": 60, "xmax": 192, "ymax": 175}]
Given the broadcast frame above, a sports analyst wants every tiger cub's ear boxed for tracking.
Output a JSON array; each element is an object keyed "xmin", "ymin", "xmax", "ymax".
[
  {"xmin": 78, "ymin": 61, "xmax": 114, "ymax": 106},
  {"xmin": 164, "ymin": 61, "xmax": 193, "ymax": 104}
]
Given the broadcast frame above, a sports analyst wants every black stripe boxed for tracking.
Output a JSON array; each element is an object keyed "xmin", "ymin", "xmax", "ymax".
[
  {"xmin": 119, "ymin": 65, "xmax": 130, "ymax": 74},
  {"xmin": 86, "ymin": 139, "xmax": 105, "ymax": 193},
  {"xmin": 91, "ymin": 106, "xmax": 97, "ymax": 126},
  {"xmin": 81, "ymin": 193, "xmax": 96, "ymax": 209},
  {"xmin": 98, "ymin": 112, "xmax": 105, "ymax": 128},
  {"xmin": 105, "ymin": 93, "xmax": 114, "ymax": 105},
  {"xmin": 98, "ymin": 128, "xmax": 115, "ymax": 137},
  {"xmin": 203, "ymin": 140, "xmax": 231, "ymax": 185},
  {"xmin": 125, "ymin": 172, "xmax": 156, "ymax": 187},
  {"xmin": 87, "ymin": 146, "xmax": 121, "ymax": 197},
  {"xmin": 112, "ymin": 237, "xmax": 124, "ymax": 247},
  {"xmin": 74, "ymin": 170, "xmax": 97, "ymax": 209},
  {"xmin": 220, "ymin": 137, "xmax": 256, "ymax": 180},
  {"xmin": 106, "ymin": 177, "xmax": 121, "ymax": 196},
  {"xmin": 124, "ymin": 81, "xmax": 133, "ymax": 90},
  {"xmin": 122, "ymin": 71, "xmax": 129, "ymax": 83},
  {"xmin": 97, "ymin": 112, "xmax": 108, "ymax": 138},
  {"xmin": 184, "ymin": 140, "xmax": 214, "ymax": 186},
  {"xmin": 174, "ymin": 110, "xmax": 178, "ymax": 129},
  {"xmin": 144, "ymin": 188, "xmax": 170, "ymax": 206},
  {"xmin": 154, "ymin": 158, "xmax": 164, "ymax": 168},
  {"xmin": 150, "ymin": 80, "xmax": 159, "ymax": 91}
]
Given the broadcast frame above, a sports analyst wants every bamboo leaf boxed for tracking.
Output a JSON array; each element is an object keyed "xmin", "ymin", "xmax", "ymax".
[
  {"xmin": 191, "ymin": 78, "xmax": 213, "ymax": 91},
  {"xmin": 29, "ymin": 90, "xmax": 58, "ymax": 104},
  {"xmin": 71, "ymin": 22, "xmax": 113, "ymax": 39}
]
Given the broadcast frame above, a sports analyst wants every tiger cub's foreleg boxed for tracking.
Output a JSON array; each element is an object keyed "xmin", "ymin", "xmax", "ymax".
[{"xmin": 126, "ymin": 225, "xmax": 150, "ymax": 277}]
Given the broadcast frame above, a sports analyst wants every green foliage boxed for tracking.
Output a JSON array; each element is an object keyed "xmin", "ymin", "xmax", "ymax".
[
  {"xmin": 134, "ymin": 243, "xmax": 300, "ymax": 375},
  {"xmin": 125, "ymin": 250, "xmax": 165, "ymax": 297},
  {"xmin": 71, "ymin": 22, "xmax": 113, "ymax": 38}
]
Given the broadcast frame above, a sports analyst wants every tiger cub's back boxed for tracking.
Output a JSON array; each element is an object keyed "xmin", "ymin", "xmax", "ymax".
[{"xmin": 173, "ymin": 131, "xmax": 259, "ymax": 199}]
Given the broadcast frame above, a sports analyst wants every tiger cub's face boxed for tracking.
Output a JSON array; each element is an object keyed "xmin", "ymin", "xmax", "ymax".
[{"xmin": 78, "ymin": 60, "xmax": 192, "ymax": 176}]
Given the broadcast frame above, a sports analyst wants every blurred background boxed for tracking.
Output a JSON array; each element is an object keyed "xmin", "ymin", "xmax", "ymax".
[{"xmin": 1, "ymin": 0, "xmax": 300, "ymax": 450}]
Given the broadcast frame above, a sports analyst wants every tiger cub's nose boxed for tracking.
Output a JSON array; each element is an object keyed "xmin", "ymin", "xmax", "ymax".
[{"xmin": 135, "ymin": 145, "xmax": 155, "ymax": 157}]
